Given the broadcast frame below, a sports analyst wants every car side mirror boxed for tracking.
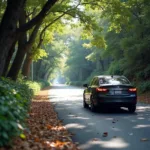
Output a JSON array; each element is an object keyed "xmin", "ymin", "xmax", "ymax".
[{"xmin": 83, "ymin": 84, "xmax": 88, "ymax": 87}]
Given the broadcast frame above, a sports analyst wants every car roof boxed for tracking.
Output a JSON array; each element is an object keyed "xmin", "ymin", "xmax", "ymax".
[{"xmin": 95, "ymin": 75, "xmax": 124, "ymax": 78}]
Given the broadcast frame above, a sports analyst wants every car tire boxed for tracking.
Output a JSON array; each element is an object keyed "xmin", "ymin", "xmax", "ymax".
[
  {"xmin": 90, "ymin": 96, "xmax": 97, "ymax": 112},
  {"xmin": 128, "ymin": 105, "xmax": 136, "ymax": 113},
  {"xmin": 83, "ymin": 96, "xmax": 88, "ymax": 108}
]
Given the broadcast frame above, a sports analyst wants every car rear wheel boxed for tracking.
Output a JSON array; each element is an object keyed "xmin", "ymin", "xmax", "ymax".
[
  {"xmin": 128, "ymin": 105, "xmax": 136, "ymax": 113},
  {"xmin": 90, "ymin": 96, "xmax": 97, "ymax": 112}
]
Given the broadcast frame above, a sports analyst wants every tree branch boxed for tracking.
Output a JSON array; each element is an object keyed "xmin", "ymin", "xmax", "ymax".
[{"xmin": 17, "ymin": 0, "xmax": 58, "ymax": 32}]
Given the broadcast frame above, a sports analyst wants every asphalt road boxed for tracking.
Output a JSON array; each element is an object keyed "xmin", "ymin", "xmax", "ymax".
[{"xmin": 49, "ymin": 85, "xmax": 150, "ymax": 150}]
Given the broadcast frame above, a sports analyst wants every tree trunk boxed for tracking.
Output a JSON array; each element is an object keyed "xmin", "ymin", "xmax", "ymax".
[
  {"xmin": 2, "ymin": 40, "xmax": 17, "ymax": 76},
  {"xmin": 7, "ymin": 13, "xmax": 42, "ymax": 80},
  {"xmin": 79, "ymin": 68, "xmax": 83, "ymax": 81},
  {"xmin": 0, "ymin": 0, "xmax": 26, "ymax": 75},
  {"xmin": 7, "ymin": 8, "xmax": 27, "ymax": 80},
  {"xmin": 44, "ymin": 72, "xmax": 49, "ymax": 81},
  {"xmin": 36, "ymin": 60, "xmax": 43, "ymax": 80},
  {"xmin": 43, "ymin": 65, "xmax": 53, "ymax": 80},
  {"xmin": 99, "ymin": 58, "xmax": 105, "ymax": 71},
  {"xmin": 40, "ymin": 63, "xmax": 48, "ymax": 79},
  {"xmin": 22, "ymin": 52, "xmax": 32, "ymax": 78}
]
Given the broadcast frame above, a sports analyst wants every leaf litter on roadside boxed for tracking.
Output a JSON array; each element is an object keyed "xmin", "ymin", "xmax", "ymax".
[
  {"xmin": 140, "ymin": 138, "xmax": 149, "ymax": 142},
  {"xmin": 102, "ymin": 132, "xmax": 108, "ymax": 137},
  {"xmin": 1, "ymin": 88, "xmax": 79, "ymax": 150}
]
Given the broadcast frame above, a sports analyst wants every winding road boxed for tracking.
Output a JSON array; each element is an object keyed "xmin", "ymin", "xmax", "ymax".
[{"xmin": 49, "ymin": 85, "xmax": 150, "ymax": 150}]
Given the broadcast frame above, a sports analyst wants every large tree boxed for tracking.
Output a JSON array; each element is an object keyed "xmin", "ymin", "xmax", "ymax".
[{"xmin": 0, "ymin": 0, "xmax": 58, "ymax": 76}]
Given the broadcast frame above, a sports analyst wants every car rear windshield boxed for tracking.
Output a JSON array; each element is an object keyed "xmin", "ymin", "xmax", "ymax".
[{"xmin": 99, "ymin": 76, "xmax": 130, "ymax": 85}]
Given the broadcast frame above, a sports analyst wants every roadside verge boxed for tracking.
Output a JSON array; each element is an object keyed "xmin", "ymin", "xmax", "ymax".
[{"xmin": 1, "ymin": 87, "xmax": 78, "ymax": 150}]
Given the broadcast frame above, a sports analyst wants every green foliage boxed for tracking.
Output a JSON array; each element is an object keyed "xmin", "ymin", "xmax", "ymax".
[
  {"xmin": 24, "ymin": 80, "xmax": 41, "ymax": 95},
  {"xmin": 1, "ymin": 0, "xmax": 150, "ymax": 93},
  {"xmin": 32, "ymin": 48, "xmax": 48, "ymax": 61},
  {"xmin": 137, "ymin": 81, "xmax": 150, "ymax": 94},
  {"xmin": 0, "ymin": 77, "xmax": 33, "ymax": 146},
  {"xmin": 0, "ymin": 0, "xmax": 6, "ymax": 22},
  {"xmin": 33, "ymin": 35, "xmax": 69, "ymax": 81},
  {"xmin": 106, "ymin": 61, "xmax": 124, "ymax": 75},
  {"xmin": 85, "ymin": 70, "xmax": 103, "ymax": 84},
  {"xmin": 37, "ymin": 79, "xmax": 50, "ymax": 89},
  {"xmin": 0, "ymin": 77, "xmax": 49, "ymax": 147},
  {"xmin": 64, "ymin": 38, "xmax": 95, "ymax": 83}
]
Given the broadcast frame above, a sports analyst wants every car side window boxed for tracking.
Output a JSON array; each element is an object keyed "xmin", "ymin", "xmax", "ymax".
[
  {"xmin": 90, "ymin": 77, "xmax": 96, "ymax": 86},
  {"xmin": 89, "ymin": 78, "xmax": 94, "ymax": 86},
  {"xmin": 92, "ymin": 77, "xmax": 99, "ymax": 86},
  {"xmin": 95, "ymin": 78, "xmax": 99, "ymax": 86}
]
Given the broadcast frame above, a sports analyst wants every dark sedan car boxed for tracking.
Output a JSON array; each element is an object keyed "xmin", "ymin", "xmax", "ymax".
[{"xmin": 83, "ymin": 75, "xmax": 137, "ymax": 113}]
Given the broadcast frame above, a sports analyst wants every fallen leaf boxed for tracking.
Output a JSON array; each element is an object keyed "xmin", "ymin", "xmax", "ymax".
[
  {"xmin": 34, "ymin": 137, "xmax": 40, "ymax": 142},
  {"xmin": 75, "ymin": 142, "xmax": 79, "ymax": 145},
  {"xmin": 70, "ymin": 133, "xmax": 76, "ymax": 136},
  {"xmin": 92, "ymin": 138, "xmax": 99, "ymax": 141},
  {"xmin": 140, "ymin": 138, "xmax": 149, "ymax": 142},
  {"xmin": 20, "ymin": 133, "xmax": 26, "ymax": 139},
  {"xmin": 47, "ymin": 124, "xmax": 53, "ymax": 129},
  {"xmin": 103, "ymin": 132, "xmax": 108, "ymax": 137}
]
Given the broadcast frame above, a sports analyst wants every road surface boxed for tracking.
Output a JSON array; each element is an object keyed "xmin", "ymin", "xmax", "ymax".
[{"xmin": 49, "ymin": 85, "xmax": 150, "ymax": 150}]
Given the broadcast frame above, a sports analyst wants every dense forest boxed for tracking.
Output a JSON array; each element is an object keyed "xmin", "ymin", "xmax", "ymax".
[
  {"xmin": 0, "ymin": 0, "xmax": 150, "ymax": 92},
  {"xmin": 61, "ymin": 0, "xmax": 150, "ymax": 93}
]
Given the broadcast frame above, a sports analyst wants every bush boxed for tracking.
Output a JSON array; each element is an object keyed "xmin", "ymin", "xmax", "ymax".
[
  {"xmin": 65, "ymin": 81, "xmax": 71, "ymax": 85},
  {"xmin": 137, "ymin": 81, "xmax": 150, "ymax": 93},
  {"xmin": 25, "ymin": 80, "xmax": 50, "ymax": 95},
  {"xmin": 0, "ymin": 78, "xmax": 33, "ymax": 147},
  {"xmin": 38, "ymin": 79, "xmax": 50, "ymax": 89},
  {"xmin": 85, "ymin": 70, "xmax": 101, "ymax": 84},
  {"xmin": 25, "ymin": 81, "xmax": 41, "ymax": 95},
  {"xmin": 107, "ymin": 61, "xmax": 123, "ymax": 75}
]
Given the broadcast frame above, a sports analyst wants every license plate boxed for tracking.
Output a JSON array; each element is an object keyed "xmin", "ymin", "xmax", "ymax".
[{"xmin": 115, "ymin": 91, "xmax": 122, "ymax": 94}]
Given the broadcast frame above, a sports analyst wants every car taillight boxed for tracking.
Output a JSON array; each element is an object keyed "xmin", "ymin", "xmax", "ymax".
[
  {"xmin": 96, "ymin": 88, "xmax": 108, "ymax": 92},
  {"xmin": 129, "ymin": 88, "xmax": 137, "ymax": 92}
]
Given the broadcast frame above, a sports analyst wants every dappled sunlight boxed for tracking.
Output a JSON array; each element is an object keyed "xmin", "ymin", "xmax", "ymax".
[
  {"xmin": 131, "ymin": 119, "xmax": 137, "ymax": 122},
  {"xmin": 137, "ymin": 117, "xmax": 145, "ymax": 120},
  {"xmin": 136, "ymin": 105, "xmax": 150, "ymax": 112},
  {"xmin": 100, "ymin": 138, "xmax": 129, "ymax": 148},
  {"xmin": 87, "ymin": 123, "xmax": 95, "ymax": 126},
  {"xmin": 133, "ymin": 124, "xmax": 150, "ymax": 129},
  {"xmin": 105, "ymin": 117, "xmax": 114, "ymax": 121},
  {"xmin": 79, "ymin": 138, "xmax": 129, "ymax": 149},
  {"xmin": 67, "ymin": 115, "xmax": 90, "ymax": 120},
  {"xmin": 65, "ymin": 123, "xmax": 86, "ymax": 129},
  {"xmin": 112, "ymin": 127, "xmax": 121, "ymax": 132}
]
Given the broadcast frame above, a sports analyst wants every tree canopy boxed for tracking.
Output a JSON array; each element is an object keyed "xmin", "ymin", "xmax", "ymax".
[{"xmin": 0, "ymin": 0, "xmax": 150, "ymax": 92}]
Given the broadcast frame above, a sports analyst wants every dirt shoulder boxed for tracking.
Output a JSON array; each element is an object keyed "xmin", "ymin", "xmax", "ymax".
[{"xmin": 138, "ymin": 92, "xmax": 150, "ymax": 104}]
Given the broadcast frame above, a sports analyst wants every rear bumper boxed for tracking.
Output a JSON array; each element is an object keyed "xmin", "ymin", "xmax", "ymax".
[{"xmin": 93, "ymin": 95, "xmax": 137, "ymax": 107}]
